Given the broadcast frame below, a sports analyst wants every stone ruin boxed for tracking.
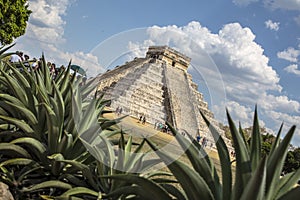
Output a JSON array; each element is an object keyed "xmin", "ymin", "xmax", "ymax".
[{"xmin": 95, "ymin": 46, "xmax": 232, "ymax": 148}]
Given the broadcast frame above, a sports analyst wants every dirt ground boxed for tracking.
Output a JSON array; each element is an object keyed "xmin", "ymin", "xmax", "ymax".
[{"xmin": 104, "ymin": 112, "xmax": 221, "ymax": 160}]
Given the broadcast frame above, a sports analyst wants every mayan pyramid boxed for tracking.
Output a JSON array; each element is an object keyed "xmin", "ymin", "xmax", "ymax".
[{"xmin": 96, "ymin": 46, "xmax": 231, "ymax": 147}]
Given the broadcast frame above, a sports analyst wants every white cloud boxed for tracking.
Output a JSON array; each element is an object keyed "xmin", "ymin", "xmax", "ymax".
[
  {"xmin": 27, "ymin": 0, "xmax": 70, "ymax": 44},
  {"xmin": 31, "ymin": 44, "xmax": 102, "ymax": 77},
  {"xmin": 10, "ymin": 0, "xmax": 103, "ymax": 77},
  {"xmin": 64, "ymin": 51, "xmax": 102, "ymax": 77},
  {"xmin": 264, "ymin": 0, "xmax": 300, "ymax": 11},
  {"xmin": 265, "ymin": 20, "xmax": 280, "ymax": 31},
  {"xmin": 127, "ymin": 21, "xmax": 300, "ymax": 145},
  {"xmin": 259, "ymin": 93, "xmax": 300, "ymax": 113},
  {"xmin": 142, "ymin": 22, "xmax": 281, "ymax": 95},
  {"xmin": 233, "ymin": 0, "xmax": 259, "ymax": 6},
  {"xmin": 266, "ymin": 110, "xmax": 300, "ymax": 146},
  {"xmin": 214, "ymin": 101, "xmax": 254, "ymax": 127},
  {"xmin": 295, "ymin": 15, "xmax": 300, "ymax": 26},
  {"xmin": 277, "ymin": 47, "xmax": 300, "ymax": 62},
  {"xmin": 284, "ymin": 64, "xmax": 300, "ymax": 76}
]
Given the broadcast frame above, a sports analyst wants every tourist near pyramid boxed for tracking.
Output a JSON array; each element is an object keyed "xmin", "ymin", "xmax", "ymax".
[{"xmin": 96, "ymin": 46, "xmax": 231, "ymax": 148}]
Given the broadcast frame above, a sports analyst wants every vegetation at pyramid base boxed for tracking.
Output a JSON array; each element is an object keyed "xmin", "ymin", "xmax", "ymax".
[
  {"xmin": 0, "ymin": 44, "xmax": 299, "ymax": 199},
  {"xmin": 223, "ymin": 122, "xmax": 300, "ymax": 174}
]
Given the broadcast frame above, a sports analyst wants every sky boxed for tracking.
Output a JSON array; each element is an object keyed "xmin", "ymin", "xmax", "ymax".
[{"xmin": 10, "ymin": 0, "xmax": 300, "ymax": 146}]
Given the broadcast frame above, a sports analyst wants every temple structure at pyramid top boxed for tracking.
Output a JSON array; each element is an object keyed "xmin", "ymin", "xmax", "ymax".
[
  {"xmin": 146, "ymin": 46, "xmax": 191, "ymax": 71},
  {"xmin": 96, "ymin": 46, "xmax": 231, "ymax": 148}
]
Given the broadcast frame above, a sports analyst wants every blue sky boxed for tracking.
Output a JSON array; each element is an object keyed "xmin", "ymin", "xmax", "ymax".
[{"xmin": 11, "ymin": 0, "xmax": 300, "ymax": 146}]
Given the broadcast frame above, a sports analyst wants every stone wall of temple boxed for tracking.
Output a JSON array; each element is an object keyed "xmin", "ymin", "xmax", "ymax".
[
  {"xmin": 96, "ymin": 46, "xmax": 232, "ymax": 149},
  {"xmin": 163, "ymin": 62, "xmax": 199, "ymax": 137}
]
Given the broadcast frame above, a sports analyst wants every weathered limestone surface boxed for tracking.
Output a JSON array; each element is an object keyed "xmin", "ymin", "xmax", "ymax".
[
  {"xmin": 163, "ymin": 63, "xmax": 199, "ymax": 136},
  {"xmin": 96, "ymin": 46, "xmax": 231, "ymax": 148},
  {"xmin": 0, "ymin": 182, "xmax": 14, "ymax": 200}
]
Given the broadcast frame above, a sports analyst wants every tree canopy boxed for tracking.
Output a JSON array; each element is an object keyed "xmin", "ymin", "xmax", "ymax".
[{"xmin": 0, "ymin": 0, "xmax": 31, "ymax": 45}]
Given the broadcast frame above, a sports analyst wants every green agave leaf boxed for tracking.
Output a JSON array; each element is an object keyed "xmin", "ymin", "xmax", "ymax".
[
  {"xmin": 0, "ymin": 44, "xmax": 15, "ymax": 55},
  {"xmin": 269, "ymin": 123, "xmax": 283, "ymax": 156},
  {"xmin": 160, "ymin": 183, "xmax": 187, "ymax": 200},
  {"xmin": 0, "ymin": 93, "xmax": 26, "ymax": 107},
  {"xmin": 151, "ymin": 177, "xmax": 178, "ymax": 184},
  {"xmin": 18, "ymin": 165, "xmax": 42, "ymax": 183},
  {"xmin": 101, "ymin": 129, "xmax": 121, "ymax": 138},
  {"xmin": 276, "ymin": 169, "xmax": 300, "ymax": 199},
  {"xmin": 0, "ymin": 158, "xmax": 35, "ymax": 167},
  {"xmin": 200, "ymin": 111, "xmax": 231, "ymax": 200},
  {"xmin": 124, "ymin": 153, "xmax": 145, "ymax": 173},
  {"xmin": 5, "ymin": 62, "xmax": 31, "ymax": 88},
  {"xmin": 105, "ymin": 185, "xmax": 156, "ymax": 200},
  {"xmin": 139, "ymin": 158, "xmax": 162, "ymax": 173},
  {"xmin": 278, "ymin": 186, "xmax": 300, "ymax": 200},
  {"xmin": 40, "ymin": 102, "xmax": 60, "ymax": 153},
  {"xmin": 0, "ymin": 142, "xmax": 31, "ymax": 158},
  {"xmin": 250, "ymin": 106, "xmax": 262, "ymax": 172},
  {"xmin": 115, "ymin": 147, "xmax": 125, "ymax": 173},
  {"xmin": 48, "ymin": 153, "xmax": 65, "ymax": 176},
  {"xmin": 239, "ymin": 122, "xmax": 249, "ymax": 152},
  {"xmin": 0, "ymin": 124, "xmax": 10, "ymax": 129},
  {"xmin": 226, "ymin": 110, "xmax": 251, "ymax": 200},
  {"xmin": 81, "ymin": 78, "xmax": 98, "ymax": 100},
  {"xmin": 58, "ymin": 187, "xmax": 99, "ymax": 198},
  {"xmin": 144, "ymin": 171, "xmax": 173, "ymax": 179},
  {"xmin": 100, "ymin": 115, "xmax": 127, "ymax": 130},
  {"xmin": 39, "ymin": 195, "xmax": 55, "ymax": 200},
  {"xmin": 104, "ymin": 174, "xmax": 172, "ymax": 200},
  {"xmin": 83, "ymin": 134, "xmax": 115, "ymax": 169},
  {"xmin": 171, "ymin": 122, "xmax": 222, "ymax": 200},
  {"xmin": 95, "ymin": 161, "xmax": 112, "ymax": 193},
  {"xmin": 0, "ymin": 68, "xmax": 28, "ymax": 103},
  {"xmin": 10, "ymin": 137, "xmax": 46, "ymax": 155},
  {"xmin": 240, "ymin": 157, "xmax": 267, "ymax": 200},
  {"xmin": 68, "ymin": 138, "xmax": 89, "ymax": 161},
  {"xmin": 24, "ymin": 84, "xmax": 38, "ymax": 114},
  {"xmin": 0, "ymin": 115, "xmax": 34, "ymax": 134},
  {"xmin": 60, "ymin": 160, "xmax": 98, "ymax": 190},
  {"xmin": 49, "ymin": 96, "xmax": 63, "ymax": 140},
  {"xmin": 53, "ymin": 82, "xmax": 65, "ymax": 125},
  {"xmin": 40, "ymin": 55, "xmax": 52, "ymax": 91},
  {"xmin": 58, "ymin": 61, "xmax": 72, "ymax": 94},
  {"xmin": 36, "ymin": 71, "xmax": 51, "ymax": 105},
  {"xmin": 70, "ymin": 86, "xmax": 82, "ymax": 128},
  {"xmin": 0, "ymin": 100, "xmax": 38, "ymax": 125},
  {"xmin": 146, "ymin": 139, "xmax": 214, "ymax": 200},
  {"xmin": 123, "ymin": 139, "xmax": 147, "ymax": 171},
  {"xmin": 124, "ymin": 135, "xmax": 132, "ymax": 165},
  {"xmin": 0, "ymin": 106, "xmax": 9, "ymax": 116},
  {"xmin": 0, "ymin": 56, "xmax": 14, "ymax": 66},
  {"xmin": 64, "ymin": 94, "xmax": 78, "ymax": 137},
  {"xmin": 77, "ymin": 100, "xmax": 98, "ymax": 135},
  {"xmin": 35, "ymin": 106, "xmax": 47, "ymax": 140},
  {"xmin": 22, "ymin": 180, "xmax": 72, "ymax": 192},
  {"xmin": 265, "ymin": 125, "xmax": 296, "ymax": 200},
  {"xmin": 58, "ymin": 174, "xmax": 89, "ymax": 188},
  {"xmin": 57, "ymin": 132, "xmax": 73, "ymax": 155},
  {"xmin": 55, "ymin": 65, "xmax": 68, "ymax": 86}
]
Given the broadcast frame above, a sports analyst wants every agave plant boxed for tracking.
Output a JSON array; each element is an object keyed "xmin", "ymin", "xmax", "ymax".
[
  {"xmin": 0, "ymin": 45, "xmax": 123, "ymax": 199},
  {"xmin": 123, "ymin": 107, "xmax": 300, "ymax": 200},
  {"xmin": 54, "ymin": 131, "xmax": 168, "ymax": 199},
  {"xmin": 0, "ymin": 45, "xmax": 171, "ymax": 200}
]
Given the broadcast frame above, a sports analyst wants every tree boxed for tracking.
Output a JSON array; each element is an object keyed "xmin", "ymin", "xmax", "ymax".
[
  {"xmin": 0, "ymin": 0, "xmax": 31, "ymax": 45},
  {"xmin": 283, "ymin": 148, "xmax": 300, "ymax": 174}
]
